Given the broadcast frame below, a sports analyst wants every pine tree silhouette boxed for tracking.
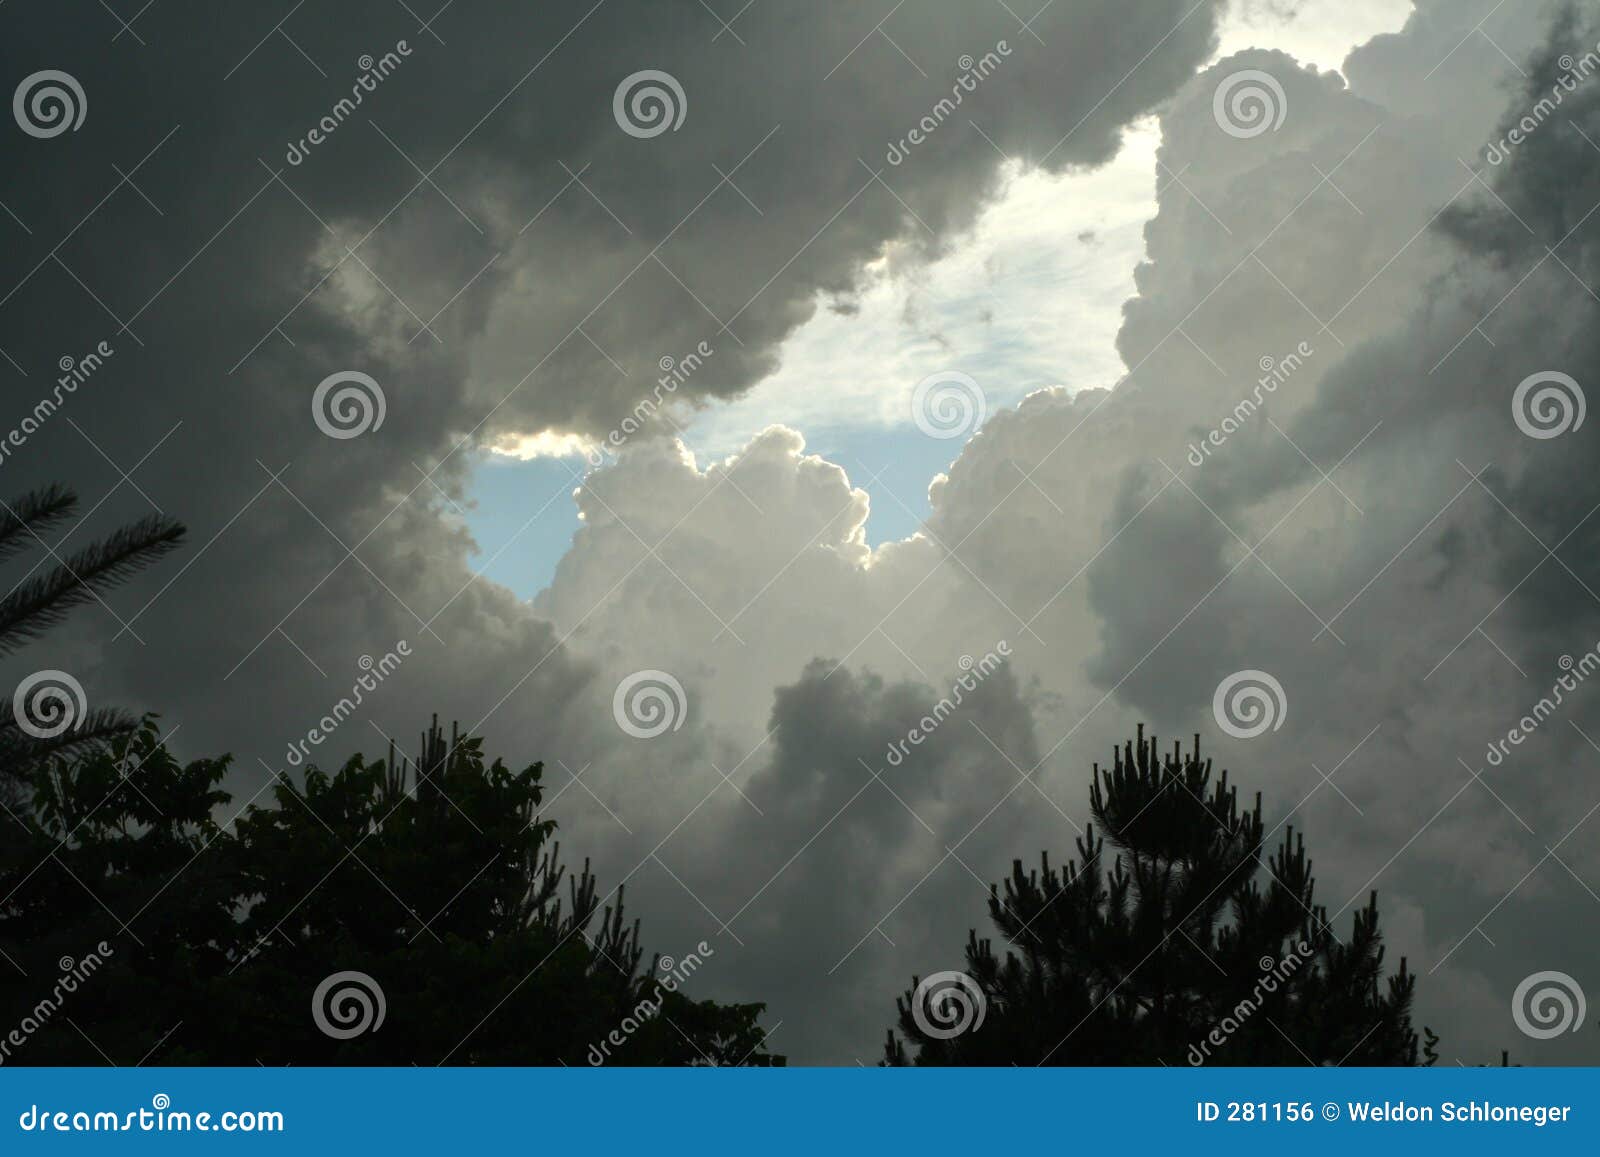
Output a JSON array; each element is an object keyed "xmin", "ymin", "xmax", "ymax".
[{"xmin": 886, "ymin": 726, "xmax": 1427, "ymax": 1065}]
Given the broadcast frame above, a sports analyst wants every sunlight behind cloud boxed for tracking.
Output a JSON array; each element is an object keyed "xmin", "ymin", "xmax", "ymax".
[
  {"xmin": 469, "ymin": 0, "xmax": 1420, "ymax": 588},
  {"xmin": 683, "ymin": 124, "xmax": 1162, "ymax": 460},
  {"xmin": 489, "ymin": 429, "xmax": 597, "ymax": 461},
  {"xmin": 1215, "ymin": 0, "xmax": 1413, "ymax": 73}
]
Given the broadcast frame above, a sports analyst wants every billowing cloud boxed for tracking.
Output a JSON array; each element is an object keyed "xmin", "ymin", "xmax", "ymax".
[
  {"xmin": 7, "ymin": 0, "xmax": 1599, "ymax": 1065},
  {"xmin": 0, "ymin": 0, "xmax": 1236, "ymax": 1063},
  {"xmin": 0, "ymin": 0, "xmax": 1227, "ymax": 758},
  {"xmin": 521, "ymin": 0, "xmax": 1600, "ymax": 1064}
]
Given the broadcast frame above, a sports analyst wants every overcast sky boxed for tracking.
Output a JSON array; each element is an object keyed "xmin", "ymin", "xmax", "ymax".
[{"xmin": 4, "ymin": 0, "xmax": 1599, "ymax": 1064}]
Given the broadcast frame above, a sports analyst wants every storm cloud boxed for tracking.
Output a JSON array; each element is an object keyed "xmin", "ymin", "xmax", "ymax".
[{"xmin": 5, "ymin": 0, "xmax": 1599, "ymax": 1064}]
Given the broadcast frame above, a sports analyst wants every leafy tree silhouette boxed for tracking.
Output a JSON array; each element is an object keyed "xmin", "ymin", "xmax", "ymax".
[
  {"xmin": 886, "ymin": 726, "xmax": 1427, "ymax": 1065},
  {"xmin": 0, "ymin": 718, "xmax": 780, "ymax": 1065},
  {"xmin": 0, "ymin": 484, "xmax": 184, "ymax": 776}
]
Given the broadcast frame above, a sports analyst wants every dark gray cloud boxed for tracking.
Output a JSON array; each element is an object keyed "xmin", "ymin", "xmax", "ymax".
[
  {"xmin": 643, "ymin": 656, "xmax": 1045, "ymax": 1064},
  {"xmin": 13, "ymin": 0, "xmax": 1600, "ymax": 1068},
  {"xmin": 0, "ymin": 1, "xmax": 1231, "ymax": 1063},
  {"xmin": 0, "ymin": 0, "xmax": 1226, "ymax": 757},
  {"xmin": 530, "ymin": 0, "xmax": 1600, "ymax": 1065},
  {"xmin": 1079, "ymin": 0, "xmax": 1600, "ymax": 1063}
]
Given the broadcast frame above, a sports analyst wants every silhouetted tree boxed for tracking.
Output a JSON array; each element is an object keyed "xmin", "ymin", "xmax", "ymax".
[
  {"xmin": 886, "ymin": 726, "xmax": 1426, "ymax": 1066},
  {"xmin": 0, "ymin": 485, "xmax": 184, "ymax": 775},
  {"xmin": 0, "ymin": 717, "xmax": 779, "ymax": 1066}
]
